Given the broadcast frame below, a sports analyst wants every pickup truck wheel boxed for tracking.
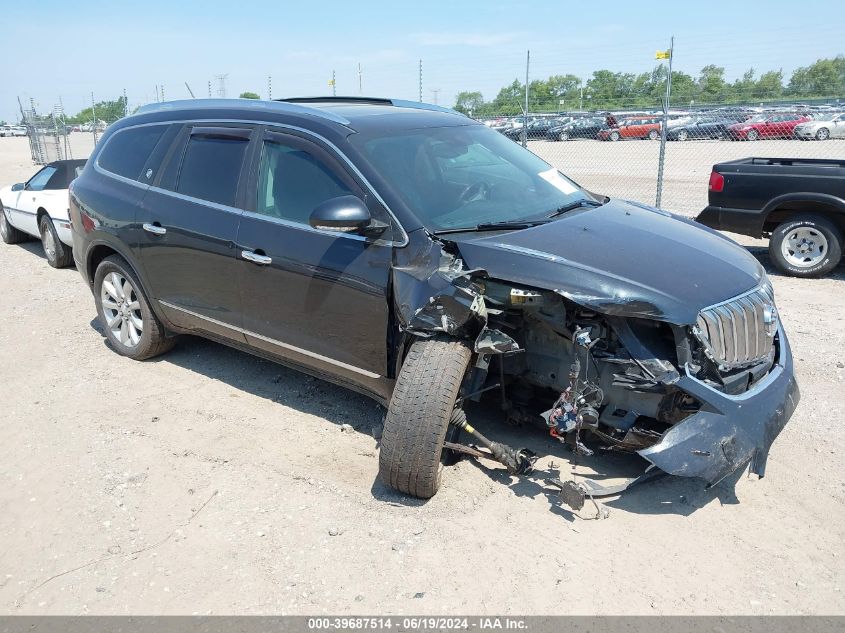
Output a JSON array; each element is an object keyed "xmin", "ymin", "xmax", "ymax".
[
  {"xmin": 379, "ymin": 337, "xmax": 472, "ymax": 498},
  {"xmin": 770, "ymin": 215, "xmax": 842, "ymax": 277},
  {"xmin": 815, "ymin": 128, "xmax": 830, "ymax": 141},
  {"xmin": 94, "ymin": 255, "xmax": 175, "ymax": 360},
  {"xmin": 39, "ymin": 215, "xmax": 73, "ymax": 268},
  {"xmin": 1, "ymin": 203, "xmax": 28, "ymax": 244}
]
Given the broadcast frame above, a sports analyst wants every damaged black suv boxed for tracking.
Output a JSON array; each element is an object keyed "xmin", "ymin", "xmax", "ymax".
[{"xmin": 70, "ymin": 97, "xmax": 799, "ymax": 499}]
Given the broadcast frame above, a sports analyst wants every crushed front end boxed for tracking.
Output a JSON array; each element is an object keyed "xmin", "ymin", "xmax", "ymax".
[{"xmin": 392, "ymin": 235, "xmax": 800, "ymax": 489}]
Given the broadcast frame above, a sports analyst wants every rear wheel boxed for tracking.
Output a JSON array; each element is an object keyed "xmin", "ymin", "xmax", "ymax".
[
  {"xmin": 676, "ymin": 129, "xmax": 689, "ymax": 141},
  {"xmin": 816, "ymin": 127, "xmax": 830, "ymax": 140},
  {"xmin": 39, "ymin": 215, "xmax": 73, "ymax": 268},
  {"xmin": 94, "ymin": 255, "xmax": 175, "ymax": 360},
  {"xmin": 609, "ymin": 130, "xmax": 620, "ymax": 141},
  {"xmin": 648, "ymin": 129, "xmax": 660, "ymax": 140},
  {"xmin": 379, "ymin": 337, "xmax": 472, "ymax": 498},
  {"xmin": 559, "ymin": 131, "xmax": 569, "ymax": 141},
  {"xmin": 1, "ymin": 203, "xmax": 28, "ymax": 244},
  {"xmin": 769, "ymin": 215, "xmax": 842, "ymax": 278}
]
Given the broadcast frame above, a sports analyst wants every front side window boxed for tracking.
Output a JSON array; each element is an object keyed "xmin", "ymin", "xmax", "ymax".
[
  {"xmin": 351, "ymin": 123, "xmax": 588, "ymax": 232},
  {"xmin": 255, "ymin": 138, "xmax": 354, "ymax": 225},
  {"xmin": 98, "ymin": 125, "xmax": 167, "ymax": 180},
  {"xmin": 176, "ymin": 129, "xmax": 250, "ymax": 207},
  {"xmin": 26, "ymin": 166, "xmax": 57, "ymax": 191}
]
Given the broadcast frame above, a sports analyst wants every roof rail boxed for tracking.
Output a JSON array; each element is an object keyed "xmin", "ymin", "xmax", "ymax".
[
  {"xmin": 277, "ymin": 96, "xmax": 393, "ymax": 105},
  {"xmin": 133, "ymin": 98, "xmax": 351, "ymax": 125}
]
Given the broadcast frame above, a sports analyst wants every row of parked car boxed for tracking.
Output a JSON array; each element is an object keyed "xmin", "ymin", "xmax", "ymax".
[{"xmin": 485, "ymin": 107, "xmax": 845, "ymax": 142}]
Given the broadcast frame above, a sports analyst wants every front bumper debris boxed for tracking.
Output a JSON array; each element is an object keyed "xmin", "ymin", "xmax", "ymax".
[{"xmin": 638, "ymin": 325, "xmax": 799, "ymax": 485}]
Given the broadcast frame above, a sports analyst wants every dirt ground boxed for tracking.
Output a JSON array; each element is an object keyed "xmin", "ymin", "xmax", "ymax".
[{"xmin": 0, "ymin": 134, "xmax": 843, "ymax": 615}]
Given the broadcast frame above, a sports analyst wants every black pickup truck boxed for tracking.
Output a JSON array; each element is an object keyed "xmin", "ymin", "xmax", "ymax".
[{"xmin": 697, "ymin": 157, "xmax": 845, "ymax": 277}]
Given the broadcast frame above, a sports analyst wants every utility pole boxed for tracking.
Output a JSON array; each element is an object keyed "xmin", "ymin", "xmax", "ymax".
[
  {"xmin": 215, "ymin": 74, "xmax": 228, "ymax": 98},
  {"xmin": 208, "ymin": 81, "xmax": 212, "ymax": 98},
  {"xmin": 123, "ymin": 88, "xmax": 128, "ymax": 116},
  {"xmin": 160, "ymin": 84, "xmax": 165, "ymax": 102},
  {"xmin": 579, "ymin": 78, "xmax": 584, "ymax": 111},
  {"xmin": 268, "ymin": 75, "xmax": 272, "ymax": 100},
  {"xmin": 154, "ymin": 84, "xmax": 159, "ymax": 103},
  {"xmin": 91, "ymin": 92, "xmax": 98, "ymax": 145},
  {"xmin": 358, "ymin": 63, "xmax": 362, "ymax": 95},
  {"xmin": 430, "ymin": 89, "xmax": 440, "ymax": 105},
  {"xmin": 419, "ymin": 59, "xmax": 423, "ymax": 102},
  {"xmin": 523, "ymin": 50, "xmax": 530, "ymax": 148},
  {"xmin": 332, "ymin": 70, "xmax": 336, "ymax": 96},
  {"xmin": 655, "ymin": 35, "xmax": 674, "ymax": 209}
]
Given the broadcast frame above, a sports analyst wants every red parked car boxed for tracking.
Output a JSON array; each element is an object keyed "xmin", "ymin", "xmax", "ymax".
[
  {"xmin": 598, "ymin": 116, "xmax": 662, "ymax": 141},
  {"xmin": 727, "ymin": 112, "xmax": 810, "ymax": 141}
]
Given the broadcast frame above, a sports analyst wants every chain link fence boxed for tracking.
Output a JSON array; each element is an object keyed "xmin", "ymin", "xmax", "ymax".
[{"xmin": 477, "ymin": 97, "xmax": 844, "ymax": 218}]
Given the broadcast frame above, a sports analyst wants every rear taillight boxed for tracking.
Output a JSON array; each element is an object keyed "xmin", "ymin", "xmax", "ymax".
[{"xmin": 709, "ymin": 170, "xmax": 725, "ymax": 192}]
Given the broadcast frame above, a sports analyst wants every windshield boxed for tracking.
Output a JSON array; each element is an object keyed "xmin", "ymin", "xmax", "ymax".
[{"xmin": 351, "ymin": 124, "xmax": 590, "ymax": 231}]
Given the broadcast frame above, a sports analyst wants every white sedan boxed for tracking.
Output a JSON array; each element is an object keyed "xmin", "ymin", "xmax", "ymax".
[
  {"xmin": 794, "ymin": 112, "xmax": 845, "ymax": 140},
  {"xmin": 0, "ymin": 159, "xmax": 87, "ymax": 268}
]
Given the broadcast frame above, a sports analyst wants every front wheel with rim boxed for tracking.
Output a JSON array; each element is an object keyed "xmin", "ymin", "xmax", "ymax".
[
  {"xmin": 0, "ymin": 204, "xmax": 28, "ymax": 244},
  {"xmin": 648, "ymin": 129, "xmax": 660, "ymax": 140},
  {"xmin": 676, "ymin": 130, "xmax": 689, "ymax": 141},
  {"xmin": 39, "ymin": 215, "xmax": 73, "ymax": 268},
  {"xmin": 559, "ymin": 131, "xmax": 569, "ymax": 141},
  {"xmin": 769, "ymin": 215, "xmax": 842, "ymax": 278},
  {"xmin": 746, "ymin": 129, "xmax": 759, "ymax": 141},
  {"xmin": 609, "ymin": 131, "xmax": 620, "ymax": 141},
  {"xmin": 379, "ymin": 337, "xmax": 472, "ymax": 498},
  {"xmin": 816, "ymin": 128, "xmax": 830, "ymax": 140},
  {"xmin": 94, "ymin": 255, "xmax": 175, "ymax": 360}
]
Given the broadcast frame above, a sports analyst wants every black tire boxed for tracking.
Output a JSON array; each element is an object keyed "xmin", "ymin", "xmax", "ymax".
[
  {"xmin": 379, "ymin": 337, "xmax": 472, "ymax": 498},
  {"xmin": 94, "ymin": 255, "xmax": 175, "ymax": 360},
  {"xmin": 559, "ymin": 131, "xmax": 569, "ymax": 141},
  {"xmin": 769, "ymin": 215, "xmax": 843, "ymax": 278},
  {"xmin": 816, "ymin": 128, "xmax": 830, "ymax": 141},
  {"xmin": 648, "ymin": 129, "xmax": 660, "ymax": 140},
  {"xmin": 39, "ymin": 215, "xmax": 73, "ymax": 268},
  {"xmin": 0, "ymin": 203, "xmax": 28, "ymax": 244},
  {"xmin": 746, "ymin": 129, "xmax": 759, "ymax": 141},
  {"xmin": 609, "ymin": 131, "xmax": 620, "ymax": 141}
]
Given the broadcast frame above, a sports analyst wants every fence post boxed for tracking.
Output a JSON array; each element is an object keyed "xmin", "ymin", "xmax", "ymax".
[
  {"xmin": 655, "ymin": 35, "xmax": 674, "ymax": 208},
  {"xmin": 523, "ymin": 49, "xmax": 530, "ymax": 148}
]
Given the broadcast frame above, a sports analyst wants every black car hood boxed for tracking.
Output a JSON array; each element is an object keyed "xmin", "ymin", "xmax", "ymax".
[{"xmin": 444, "ymin": 199, "xmax": 766, "ymax": 325}]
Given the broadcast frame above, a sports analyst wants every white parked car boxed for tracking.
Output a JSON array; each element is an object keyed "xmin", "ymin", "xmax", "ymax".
[
  {"xmin": 0, "ymin": 159, "xmax": 87, "ymax": 268},
  {"xmin": 794, "ymin": 112, "xmax": 845, "ymax": 140},
  {"xmin": 0, "ymin": 125, "xmax": 27, "ymax": 137}
]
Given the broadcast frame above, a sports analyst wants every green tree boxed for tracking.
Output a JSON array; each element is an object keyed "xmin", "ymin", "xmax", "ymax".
[
  {"xmin": 731, "ymin": 68, "xmax": 756, "ymax": 101},
  {"xmin": 491, "ymin": 79, "xmax": 525, "ymax": 115},
  {"xmin": 453, "ymin": 91, "xmax": 484, "ymax": 115},
  {"xmin": 754, "ymin": 70, "xmax": 784, "ymax": 99},
  {"xmin": 698, "ymin": 65, "xmax": 727, "ymax": 103},
  {"xmin": 239, "ymin": 91, "xmax": 261, "ymax": 99},
  {"xmin": 67, "ymin": 96, "xmax": 127, "ymax": 124}
]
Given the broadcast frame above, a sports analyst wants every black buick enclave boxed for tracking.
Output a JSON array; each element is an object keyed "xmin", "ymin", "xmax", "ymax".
[{"xmin": 70, "ymin": 97, "xmax": 799, "ymax": 500}]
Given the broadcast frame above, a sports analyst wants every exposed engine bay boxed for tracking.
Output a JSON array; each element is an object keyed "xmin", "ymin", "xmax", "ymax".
[{"xmin": 392, "ymin": 237, "xmax": 799, "ymax": 515}]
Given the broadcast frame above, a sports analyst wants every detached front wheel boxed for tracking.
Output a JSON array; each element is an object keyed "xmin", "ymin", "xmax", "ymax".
[{"xmin": 379, "ymin": 337, "xmax": 472, "ymax": 498}]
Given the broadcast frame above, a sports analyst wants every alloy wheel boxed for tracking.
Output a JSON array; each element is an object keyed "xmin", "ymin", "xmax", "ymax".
[
  {"xmin": 677, "ymin": 130, "xmax": 688, "ymax": 141},
  {"xmin": 782, "ymin": 227, "xmax": 829, "ymax": 269},
  {"xmin": 816, "ymin": 128, "xmax": 830, "ymax": 140},
  {"xmin": 101, "ymin": 271, "xmax": 144, "ymax": 347},
  {"xmin": 0, "ymin": 212, "xmax": 8, "ymax": 240},
  {"xmin": 41, "ymin": 224, "xmax": 56, "ymax": 260}
]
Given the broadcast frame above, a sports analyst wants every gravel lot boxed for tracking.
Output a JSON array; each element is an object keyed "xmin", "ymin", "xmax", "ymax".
[{"xmin": 0, "ymin": 134, "xmax": 843, "ymax": 615}]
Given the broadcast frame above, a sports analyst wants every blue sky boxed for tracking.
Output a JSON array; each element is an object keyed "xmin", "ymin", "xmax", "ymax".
[{"xmin": 1, "ymin": 0, "xmax": 841, "ymax": 121}]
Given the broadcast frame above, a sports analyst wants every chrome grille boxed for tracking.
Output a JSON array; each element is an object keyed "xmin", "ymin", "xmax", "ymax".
[{"xmin": 694, "ymin": 284, "xmax": 776, "ymax": 370}]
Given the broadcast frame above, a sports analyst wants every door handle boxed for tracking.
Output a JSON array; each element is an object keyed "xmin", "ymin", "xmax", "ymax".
[
  {"xmin": 241, "ymin": 250, "xmax": 272, "ymax": 265},
  {"xmin": 143, "ymin": 222, "xmax": 167, "ymax": 235}
]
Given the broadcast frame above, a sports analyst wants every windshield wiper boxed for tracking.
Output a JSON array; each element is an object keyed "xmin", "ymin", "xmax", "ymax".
[
  {"xmin": 546, "ymin": 198, "xmax": 604, "ymax": 218},
  {"xmin": 432, "ymin": 219, "xmax": 550, "ymax": 235}
]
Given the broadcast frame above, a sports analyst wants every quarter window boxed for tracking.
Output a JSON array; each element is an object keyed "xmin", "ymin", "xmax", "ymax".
[
  {"xmin": 255, "ymin": 138, "xmax": 354, "ymax": 225},
  {"xmin": 98, "ymin": 125, "xmax": 167, "ymax": 180},
  {"xmin": 26, "ymin": 166, "xmax": 57, "ymax": 191},
  {"xmin": 176, "ymin": 130, "xmax": 250, "ymax": 207}
]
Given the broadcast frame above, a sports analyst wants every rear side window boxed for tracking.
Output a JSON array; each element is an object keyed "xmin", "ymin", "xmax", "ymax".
[
  {"xmin": 176, "ymin": 129, "xmax": 250, "ymax": 207},
  {"xmin": 98, "ymin": 125, "xmax": 167, "ymax": 180}
]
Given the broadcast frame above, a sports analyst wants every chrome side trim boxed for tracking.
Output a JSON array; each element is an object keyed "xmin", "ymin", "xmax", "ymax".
[
  {"xmin": 92, "ymin": 118, "xmax": 409, "ymax": 247},
  {"xmin": 158, "ymin": 300, "xmax": 382, "ymax": 379}
]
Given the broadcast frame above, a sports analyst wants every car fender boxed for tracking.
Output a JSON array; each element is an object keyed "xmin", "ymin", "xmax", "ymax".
[{"xmin": 762, "ymin": 192, "xmax": 845, "ymax": 228}]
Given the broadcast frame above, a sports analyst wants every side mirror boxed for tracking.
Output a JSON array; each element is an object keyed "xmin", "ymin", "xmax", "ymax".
[
  {"xmin": 309, "ymin": 195, "xmax": 387, "ymax": 237},
  {"xmin": 11, "ymin": 183, "xmax": 24, "ymax": 191}
]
